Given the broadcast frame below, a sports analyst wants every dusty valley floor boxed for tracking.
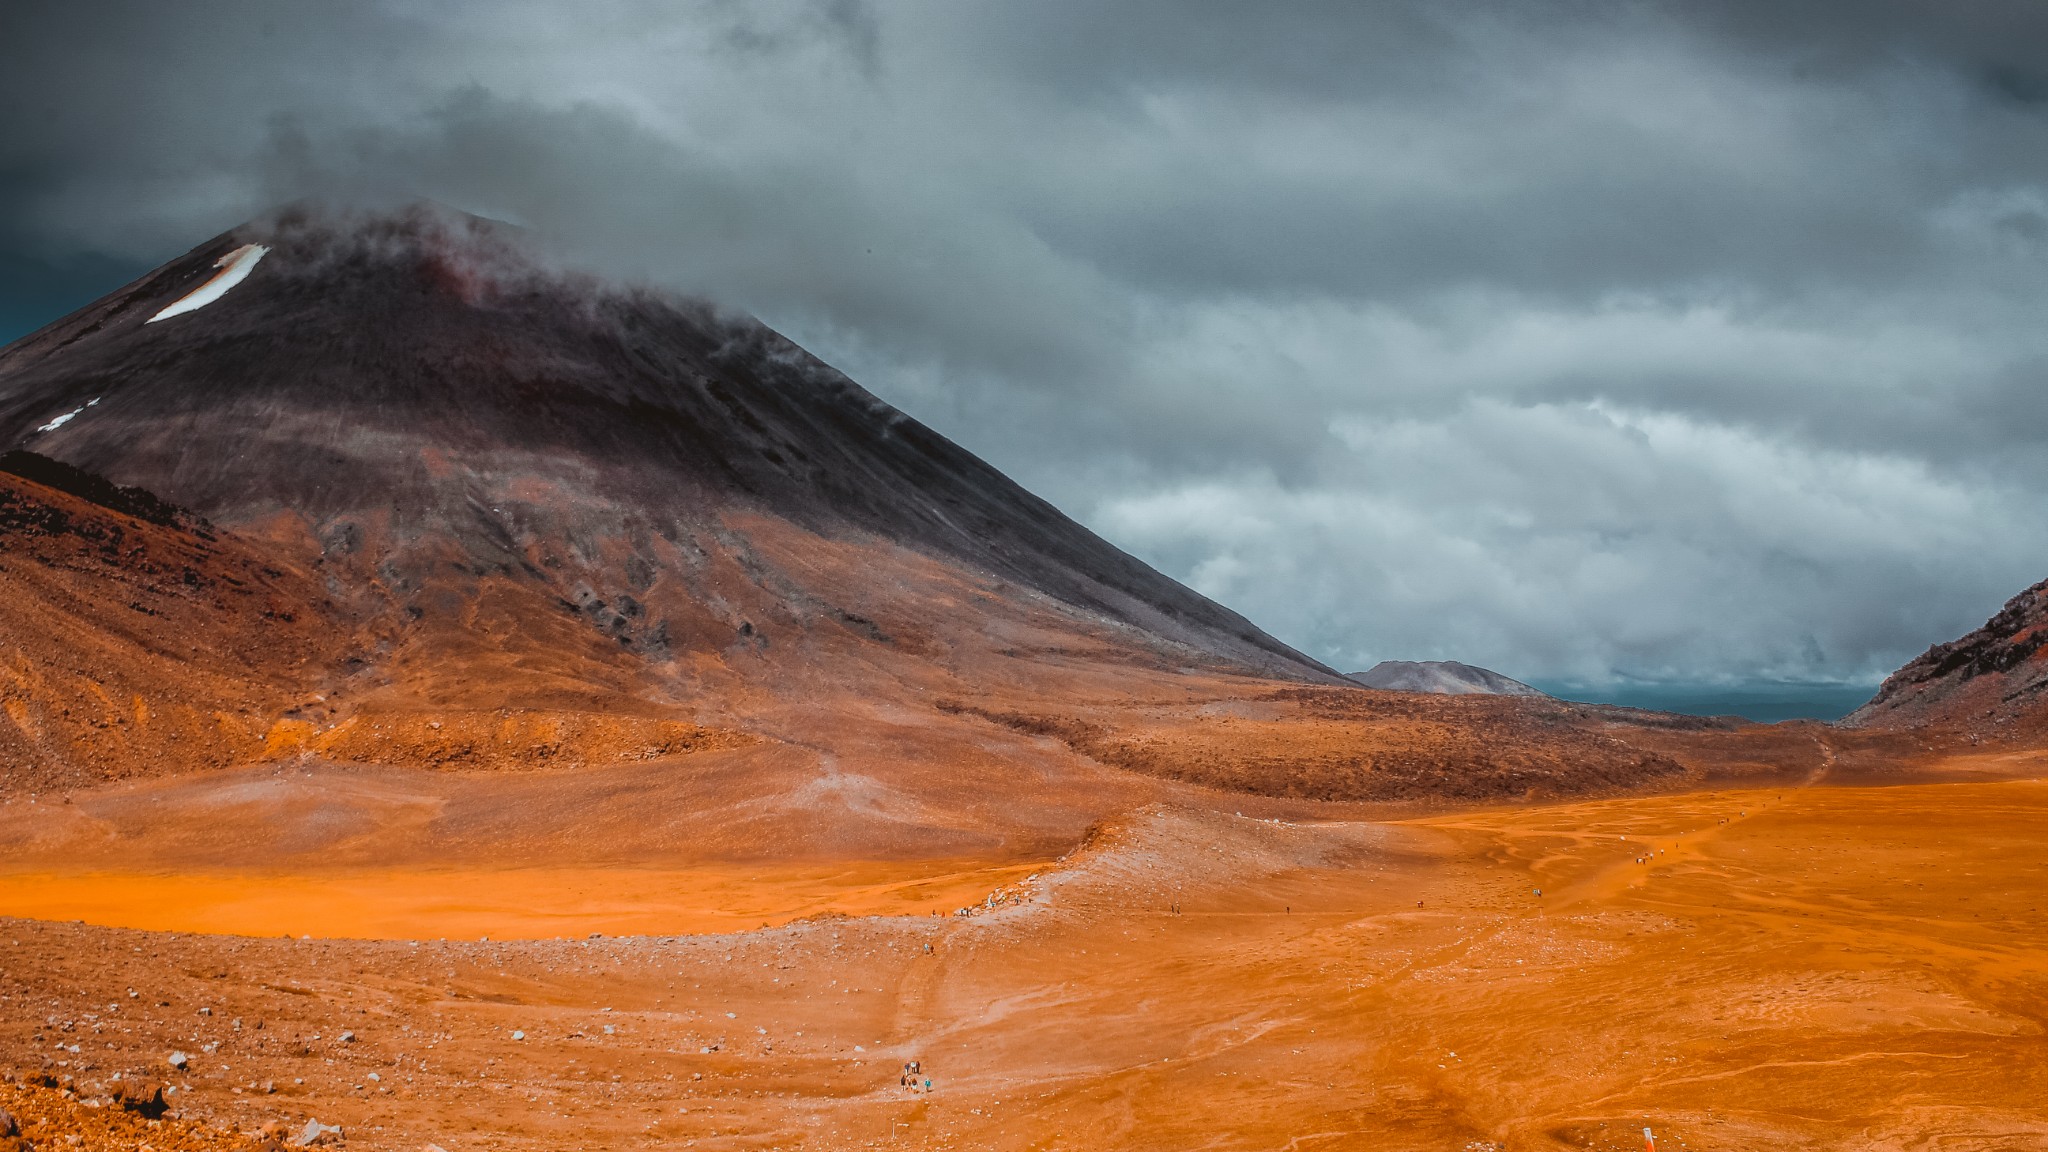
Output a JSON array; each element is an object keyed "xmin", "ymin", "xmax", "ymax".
[{"xmin": 4, "ymin": 765, "xmax": 2046, "ymax": 1151}]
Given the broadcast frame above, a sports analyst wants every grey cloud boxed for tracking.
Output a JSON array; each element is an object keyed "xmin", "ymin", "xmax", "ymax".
[{"xmin": 254, "ymin": 87, "xmax": 1134, "ymax": 386}]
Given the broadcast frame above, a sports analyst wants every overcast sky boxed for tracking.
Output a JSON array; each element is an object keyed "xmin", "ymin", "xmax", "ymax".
[{"xmin": 4, "ymin": 1, "xmax": 2047, "ymax": 704}]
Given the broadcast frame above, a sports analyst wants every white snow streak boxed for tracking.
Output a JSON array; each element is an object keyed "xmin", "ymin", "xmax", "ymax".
[
  {"xmin": 34, "ymin": 397, "xmax": 100, "ymax": 434},
  {"xmin": 146, "ymin": 243, "xmax": 269, "ymax": 323}
]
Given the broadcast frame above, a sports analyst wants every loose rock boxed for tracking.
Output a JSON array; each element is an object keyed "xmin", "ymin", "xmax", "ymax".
[{"xmin": 112, "ymin": 1077, "xmax": 168, "ymax": 1118}]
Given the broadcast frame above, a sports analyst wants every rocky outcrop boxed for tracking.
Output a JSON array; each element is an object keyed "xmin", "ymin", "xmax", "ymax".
[{"xmin": 1847, "ymin": 577, "xmax": 2048, "ymax": 733}]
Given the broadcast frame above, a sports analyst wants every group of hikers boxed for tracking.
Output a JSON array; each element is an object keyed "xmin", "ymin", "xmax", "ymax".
[{"xmin": 899, "ymin": 1060, "xmax": 931, "ymax": 1092}]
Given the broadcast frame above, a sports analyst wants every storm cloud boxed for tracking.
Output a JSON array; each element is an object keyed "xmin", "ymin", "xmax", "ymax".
[{"xmin": 4, "ymin": 0, "xmax": 2047, "ymax": 702}]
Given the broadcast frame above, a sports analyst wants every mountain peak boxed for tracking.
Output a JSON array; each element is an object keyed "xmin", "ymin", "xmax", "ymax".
[{"xmin": 0, "ymin": 205, "xmax": 1336, "ymax": 685}]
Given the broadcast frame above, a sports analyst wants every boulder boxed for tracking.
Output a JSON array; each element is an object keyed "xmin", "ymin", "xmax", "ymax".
[
  {"xmin": 113, "ymin": 1077, "xmax": 169, "ymax": 1118},
  {"xmin": 296, "ymin": 1118, "xmax": 344, "ymax": 1146}
]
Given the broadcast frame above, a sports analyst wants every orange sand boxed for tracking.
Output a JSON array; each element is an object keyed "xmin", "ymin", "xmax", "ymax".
[
  {"xmin": 6, "ymin": 775, "xmax": 2048, "ymax": 1150},
  {"xmin": 0, "ymin": 861, "xmax": 1039, "ymax": 940}
]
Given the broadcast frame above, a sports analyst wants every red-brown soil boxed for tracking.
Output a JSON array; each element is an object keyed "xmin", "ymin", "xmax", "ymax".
[
  {"xmin": 1, "ymin": 1075, "xmax": 258, "ymax": 1152},
  {"xmin": 0, "ymin": 468, "xmax": 344, "ymax": 794}
]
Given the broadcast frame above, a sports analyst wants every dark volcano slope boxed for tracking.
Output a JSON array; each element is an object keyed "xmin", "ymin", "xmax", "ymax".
[
  {"xmin": 0, "ymin": 206, "xmax": 1333, "ymax": 681},
  {"xmin": 1848, "ymin": 576, "xmax": 2048, "ymax": 736}
]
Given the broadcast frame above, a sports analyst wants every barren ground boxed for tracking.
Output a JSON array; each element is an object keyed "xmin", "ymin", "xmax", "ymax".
[{"xmin": 5, "ymin": 760, "xmax": 2045, "ymax": 1151}]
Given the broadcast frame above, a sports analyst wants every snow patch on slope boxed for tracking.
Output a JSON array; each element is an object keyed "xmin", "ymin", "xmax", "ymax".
[
  {"xmin": 34, "ymin": 397, "xmax": 100, "ymax": 433},
  {"xmin": 147, "ymin": 244, "xmax": 269, "ymax": 323}
]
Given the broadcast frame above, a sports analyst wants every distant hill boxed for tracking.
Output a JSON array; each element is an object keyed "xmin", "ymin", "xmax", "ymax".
[
  {"xmin": 1847, "ymin": 577, "xmax": 2048, "ymax": 734},
  {"xmin": 1348, "ymin": 660, "xmax": 1548, "ymax": 697}
]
